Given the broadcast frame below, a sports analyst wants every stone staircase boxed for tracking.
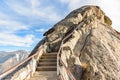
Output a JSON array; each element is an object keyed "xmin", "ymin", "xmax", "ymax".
[
  {"xmin": 37, "ymin": 53, "xmax": 57, "ymax": 71},
  {"xmin": 28, "ymin": 53, "xmax": 57, "ymax": 80}
]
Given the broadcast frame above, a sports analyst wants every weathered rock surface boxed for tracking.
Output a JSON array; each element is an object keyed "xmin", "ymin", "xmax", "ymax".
[{"xmin": 39, "ymin": 5, "xmax": 120, "ymax": 80}]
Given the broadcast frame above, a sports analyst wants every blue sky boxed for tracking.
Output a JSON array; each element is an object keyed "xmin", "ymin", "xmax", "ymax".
[{"xmin": 0, "ymin": 0, "xmax": 120, "ymax": 52}]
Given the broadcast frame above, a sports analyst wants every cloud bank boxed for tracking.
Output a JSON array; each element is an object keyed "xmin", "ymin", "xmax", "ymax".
[
  {"xmin": 0, "ymin": 33, "xmax": 34, "ymax": 47},
  {"xmin": 0, "ymin": 0, "xmax": 62, "ymax": 49},
  {"xmin": 0, "ymin": 0, "xmax": 119, "ymax": 51}
]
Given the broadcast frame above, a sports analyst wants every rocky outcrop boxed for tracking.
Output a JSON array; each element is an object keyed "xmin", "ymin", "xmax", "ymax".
[
  {"xmin": 43, "ymin": 5, "xmax": 112, "ymax": 52},
  {"xmin": 43, "ymin": 5, "xmax": 120, "ymax": 80}
]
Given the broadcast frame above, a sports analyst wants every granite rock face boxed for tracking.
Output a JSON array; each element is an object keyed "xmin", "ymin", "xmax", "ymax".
[{"xmin": 42, "ymin": 5, "xmax": 120, "ymax": 80}]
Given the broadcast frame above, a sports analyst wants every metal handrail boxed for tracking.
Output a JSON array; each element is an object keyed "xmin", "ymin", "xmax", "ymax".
[
  {"xmin": 59, "ymin": 58, "xmax": 76, "ymax": 80},
  {"xmin": 57, "ymin": 15, "xmax": 92, "ymax": 80},
  {"xmin": 0, "ymin": 45, "xmax": 44, "ymax": 79},
  {"xmin": 57, "ymin": 25, "xmax": 78, "ymax": 80},
  {"xmin": 0, "ymin": 15, "xmax": 94, "ymax": 79},
  {"xmin": 57, "ymin": 39, "xmax": 76, "ymax": 80}
]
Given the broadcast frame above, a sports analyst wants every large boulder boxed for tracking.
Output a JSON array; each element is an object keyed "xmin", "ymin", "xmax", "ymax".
[
  {"xmin": 37, "ymin": 5, "xmax": 120, "ymax": 80},
  {"xmin": 44, "ymin": 5, "xmax": 112, "ymax": 53}
]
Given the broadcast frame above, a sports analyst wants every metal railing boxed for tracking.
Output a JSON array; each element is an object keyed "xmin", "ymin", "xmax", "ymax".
[
  {"xmin": 0, "ymin": 45, "xmax": 44, "ymax": 79},
  {"xmin": 57, "ymin": 36, "xmax": 76, "ymax": 80},
  {"xmin": 0, "ymin": 15, "xmax": 94, "ymax": 80},
  {"xmin": 57, "ymin": 22, "xmax": 81, "ymax": 80},
  {"xmin": 57, "ymin": 15, "xmax": 94, "ymax": 80}
]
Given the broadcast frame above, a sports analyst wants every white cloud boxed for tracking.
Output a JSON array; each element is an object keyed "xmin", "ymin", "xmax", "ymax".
[
  {"xmin": 0, "ymin": 12, "xmax": 12, "ymax": 20},
  {"xmin": 35, "ymin": 28, "xmax": 47, "ymax": 33},
  {"xmin": 0, "ymin": 20, "xmax": 28, "ymax": 33},
  {"xmin": 5, "ymin": 0, "xmax": 62, "ymax": 23},
  {"xmin": 60, "ymin": 0, "xmax": 82, "ymax": 10},
  {"xmin": 30, "ymin": 0, "xmax": 41, "ymax": 8},
  {"xmin": 59, "ymin": 0, "xmax": 70, "ymax": 4},
  {"xmin": 0, "ymin": 6, "xmax": 32, "ymax": 47},
  {"xmin": 0, "ymin": 0, "xmax": 64, "ymax": 49},
  {"xmin": 0, "ymin": 33, "xmax": 34, "ymax": 47},
  {"xmin": 0, "ymin": 11, "xmax": 29, "ymax": 33},
  {"xmin": 60, "ymin": 0, "xmax": 120, "ymax": 32},
  {"xmin": 31, "ymin": 7, "xmax": 61, "ymax": 22}
]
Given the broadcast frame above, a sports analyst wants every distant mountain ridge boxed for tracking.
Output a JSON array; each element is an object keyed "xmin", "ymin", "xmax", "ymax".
[{"xmin": 0, "ymin": 50, "xmax": 29, "ymax": 74}]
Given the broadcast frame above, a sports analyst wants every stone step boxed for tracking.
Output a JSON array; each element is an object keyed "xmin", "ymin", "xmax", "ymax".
[
  {"xmin": 39, "ymin": 59, "xmax": 57, "ymax": 62},
  {"xmin": 36, "ymin": 66, "xmax": 57, "ymax": 71},
  {"xmin": 28, "ymin": 71, "xmax": 57, "ymax": 80},
  {"xmin": 41, "ymin": 55, "xmax": 57, "ymax": 58},
  {"xmin": 41, "ymin": 56, "xmax": 57, "ymax": 59},
  {"xmin": 38, "ymin": 62, "xmax": 57, "ymax": 66},
  {"xmin": 42, "ymin": 53, "xmax": 57, "ymax": 56}
]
